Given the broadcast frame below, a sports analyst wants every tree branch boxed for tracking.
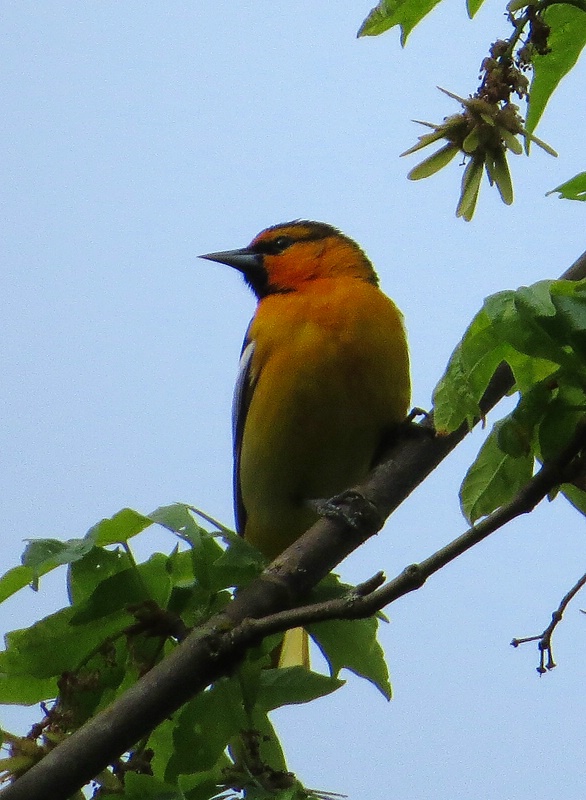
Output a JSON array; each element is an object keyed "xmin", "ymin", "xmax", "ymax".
[
  {"xmin": 216, "ymin": 421, "xmax": 586, "ymax": 637},
  {"xmin": 2, "ymin": 250, "xmax": 586, "ymax": 800}
]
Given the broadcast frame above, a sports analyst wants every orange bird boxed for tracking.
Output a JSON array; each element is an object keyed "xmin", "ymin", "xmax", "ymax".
[{"xmin": 201, "ymin": 221, "xmax": 410, "ymax": 666}]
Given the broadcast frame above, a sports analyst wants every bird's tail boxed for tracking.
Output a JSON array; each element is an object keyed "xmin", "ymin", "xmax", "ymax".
[{"xmin": 278, "ymin": 627, "xmax": 310, "ymax": 669}]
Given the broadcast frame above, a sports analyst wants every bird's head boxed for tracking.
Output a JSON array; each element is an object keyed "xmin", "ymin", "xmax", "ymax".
[{"xmin": 200, "ymin": 220, "xmax": 379, "ymax": 298}]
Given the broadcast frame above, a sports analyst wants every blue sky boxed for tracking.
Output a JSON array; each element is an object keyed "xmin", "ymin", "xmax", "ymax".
[{"xmin": 2, "ymin": 3, "xmax": 586, "ymax": 798}]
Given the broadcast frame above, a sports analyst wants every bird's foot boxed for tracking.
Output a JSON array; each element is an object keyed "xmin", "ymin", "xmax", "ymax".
[
  {"xmin": 311, "ymin": 490, "xmax": 383, "ymax": 533},
  {"xmin": 403, "ymin": 407, "xmax": 435, "ymax": 437}
]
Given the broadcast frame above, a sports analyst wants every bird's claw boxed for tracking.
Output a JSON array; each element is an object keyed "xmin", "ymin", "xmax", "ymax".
[{"xmin": 312, "ymin": 490, "xmax": 383, "ymax": 532}]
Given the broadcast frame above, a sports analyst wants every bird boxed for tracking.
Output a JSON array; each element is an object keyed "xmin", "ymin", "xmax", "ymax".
[{"xmin": 201, "ymin": 220, "xmax": 411, "ymax": 667}]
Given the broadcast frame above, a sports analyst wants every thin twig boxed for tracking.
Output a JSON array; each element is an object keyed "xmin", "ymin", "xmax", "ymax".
[{"xmin": 511, "ymin": 570, "xmax": 586, "ymax": 673}]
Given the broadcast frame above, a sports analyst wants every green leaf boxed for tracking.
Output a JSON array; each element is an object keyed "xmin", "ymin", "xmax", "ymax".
[
  {"xmin": 166, "ymin": 548, "xmax": 198, "ymax": 590},
  {"xmin": 437, "ymin": 278, "xmax": 586, "ymax": 526},
  {"xmin": 86, "ymin": 508, "xmax": 153, "ymax": 547},
  {"xmin": 434, "ymin": 280, "xmax": 586, "ymax": 440},
  {"xmin": 485, "ymin": 284, "xmax": 579, "ymax": 375},
  {"xmin": 0, "ymin": 607, "xmax": 128, "ymax": 683},
  {"xmin": 498, "ymin": 382, "xmax": 553, "ymax": 458},
  {"xmin": 501, "ymin": 128, "xmax": 523, "ymax": 156},
  {"xmin": 167, "ymin": 679, "xmax": 248, "ymax": 779},
  {"xmin": 57, "ymin": 637, "xmax": 128, "ymax": 727},
  {"xmin": 466, "ymin": 0, "xmax": 487, "ymax": 18},
  {"xmin": 149, "ymin": 503, "xmax": 210, "ymax": 545},
  {"xmin": 462, "ymin": 128, "xmax": 480, "ymax": 154},
  {"xmin": 139, "ymin": 553, "xmax": 174, "ymax": 607},
  {"xmin": 537, "ymin": 383, "xmax": 586, "ymax": 462},
  {"xmin": 309, "ymin": 615, "xmax": 392, "ymax": 699},
  {"xmin": 401, "ymin": 127, "xmax": 448, "ymax": 157},
  {"xmin": 6, "ymin": 508, "xmax": 152, "ymax": 594},
  {"xmin": 179, "ymin": 765, "xmax": 229, "ymax": 800},
  {"xmin": 146, "ymin": 717, "xmax": 178, "ymax": 784},
  {"xmin": 507, "ymin": 354, "xmax": 560, "ymax": 395},
  {"xmin": 122, "ymin": 773, "xmax": 182, "ymax": 799},
  {"xmin": 256, "ymin": 667, "xmax": 343, "ymax": 710},
  {"xmin": 0, "ymin": 566, "xmax": 35, "ymax": 604},
  {"xmin": 188, "ymin": 534, "xmax": 231, "ymax": 594},
  {"xmin": 548, "ymin": 171, "xmax": 586, "ymax": 201},
  {"xmin": 538, "ymin": 382, "xmax": 586, "ymax": 516},
  {"xmin": 456, "ymin": 156, "xmax": 485, "ymax": 220},
  {"xmin": 497, "ymin": 416, "xmax": 533, "ymax": 458},
  {"xmin": 69, "ymin": 567, "xmax": 148, "ymax": 624},
  {"xmin": 407, "ymin": 143, "xmax": 459, "ymax": 179},
  {"xmin": 235, "ymin": 642, "xmax": 281, "ymax": 713},
  {"xmin": 485, "ymin": 148, "xmax": 514, "ymax": 205},
  {"xmin": 247, "ymin": 706, "xmax": 289, "ymax": 775},
  {"xmin": 526, "ymin": 5, "xmax": 586, "ymax": 137},
  {"xmin": 67, "ymin": 546, "xmax": 131, "ymax": 606},
  {"xmin": 71, "ymin": 553, "xmax": 172, "ymax": 624},
  {"xmin": 460, "ymin": 421, "xmax": 534, "ymax": 523},
  {"xmin": 524, "ymin": 130, "xmax": 558, "ymax": 158},
  {"xmin": 22, "ymin": 537, "xmax": 94, "ymax": 586},
  {"xmin": 213, "ymin": 534, "xmax": 266, "ymax": 589},
  {"xmin": 509, "ymin": 287, "xmax": 586, "ymax": 385},
  {"xmin": 432, "ymin": 343, "xmax": 476, "ymax": 432},
  {"xmin": 514, "ymin": 281, "xmax": 557, "ymax": 318},
  {"xmin": 0, "ymin": 673, "xmax": 57, "ymax": 706},
  {"xmin": 550, "ymin": 281, "xmax": 586, "ymax": 361},
  {"xmin": 433, "ymin": 309, "xmax": 509, "ymax": 433},
  {"xmin": 458, "ymin": 310, "xmax": 512, "ymax": 393},
  {"xmin": 358, "ymin": 0, "xmax": 443, "ymax": 45},
  {"xmin": 560, "ymin": 483, "xmax": 586, "ymax": 517}
]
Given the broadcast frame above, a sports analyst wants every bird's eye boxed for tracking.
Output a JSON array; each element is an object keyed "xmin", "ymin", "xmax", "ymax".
[
  {"xmin": 272, "ymin": 236, "xmax": 293, "ymax": 252},
  {"xmin": 252, "ymin": 234, "xmax": 295, "ymax": 256}
]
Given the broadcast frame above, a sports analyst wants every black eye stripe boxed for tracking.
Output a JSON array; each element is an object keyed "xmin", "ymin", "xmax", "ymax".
[
  {"xmin": 252, "ymin": 235, "xmax": 294, "ymax": 255},
  {"xmin": 249, "ymin": 218, "xmax": 357, "ymax": 257}
]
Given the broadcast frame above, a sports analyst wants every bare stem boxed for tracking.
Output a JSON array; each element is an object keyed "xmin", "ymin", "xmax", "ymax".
[{"xmin": 511, "ymin": 569, "xmax": 586, "ymax": 673}]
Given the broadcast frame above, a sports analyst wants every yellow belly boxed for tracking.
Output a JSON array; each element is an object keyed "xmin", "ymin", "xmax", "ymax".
[{"xmin": 239, "ymin": 278, "xmax": 410, "ymax": 560}]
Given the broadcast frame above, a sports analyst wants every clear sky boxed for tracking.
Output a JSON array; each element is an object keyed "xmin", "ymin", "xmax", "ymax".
[{"xmin": 2, "ymin": 3, "xmax": 586, "ymax": 799}]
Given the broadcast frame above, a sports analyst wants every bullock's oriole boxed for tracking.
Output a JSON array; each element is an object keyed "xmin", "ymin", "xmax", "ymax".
[{"xmin": 201, "ymin": 221, "xmax": 410, "ymax": 667}]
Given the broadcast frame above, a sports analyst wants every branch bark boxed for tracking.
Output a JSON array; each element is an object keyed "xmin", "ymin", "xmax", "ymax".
[{"xmin": 2, "ymin": 251, "xmax": 586, "ymax": 800}]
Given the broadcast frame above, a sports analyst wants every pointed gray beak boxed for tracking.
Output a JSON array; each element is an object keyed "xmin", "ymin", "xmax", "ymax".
[{"xmin": 199, "ymin": 247, "xmax": 261, "ymax": 273}]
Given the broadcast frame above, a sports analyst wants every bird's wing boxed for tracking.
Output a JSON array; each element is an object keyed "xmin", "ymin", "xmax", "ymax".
[{"xmin": 232, "ymin": 331, "xmax": 256, "ymax": 535}]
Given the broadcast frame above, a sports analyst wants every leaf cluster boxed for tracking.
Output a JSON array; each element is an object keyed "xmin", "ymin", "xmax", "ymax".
[
  {"xmin": 433, "ymin": 279, "xmax": 586, "ymax": 522},
  {"xmin": 359, "ymin": 0, "xmax": 586, "ymax": 218},
  {"xmin": 0, "ymin": 506, "xmax": 391, "ymax": 798}
]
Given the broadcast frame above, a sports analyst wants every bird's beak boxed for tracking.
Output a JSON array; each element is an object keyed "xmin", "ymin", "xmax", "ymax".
[{"xmin": 199, "ymin": 247, "xmax": 261, "ymax": 273}]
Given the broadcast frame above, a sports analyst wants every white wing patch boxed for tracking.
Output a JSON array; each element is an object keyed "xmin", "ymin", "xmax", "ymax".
[
  {"xmin": 233, "ymin": 340, "xmax": 256, "ymax": 445},
  {"xmin": 232, "ymin": 339, "xmax": 256, "ymax": 534}
]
